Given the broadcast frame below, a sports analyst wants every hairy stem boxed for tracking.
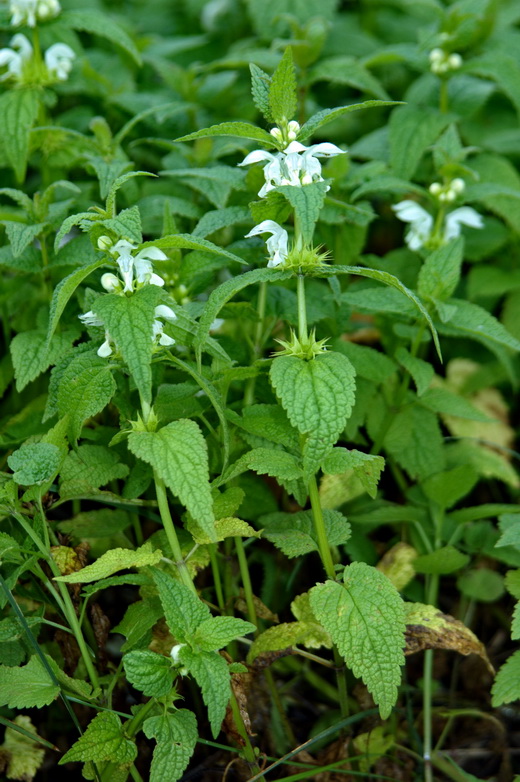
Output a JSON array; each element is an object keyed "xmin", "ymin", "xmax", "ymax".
[{"xmin": 154, "ymin": 477, "xmax": 196, "ymax": 594}]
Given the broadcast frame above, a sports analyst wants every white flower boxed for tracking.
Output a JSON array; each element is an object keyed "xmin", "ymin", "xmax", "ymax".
[
  {"xmin": 110, "ymin": 240, "xmax": 167, "ymax": 293},
  {"xmin": 78, "ymin": 310, "xmax": 104, "ymax": 328},
  {"xmin": 10, "ymin": 0, "xmax": 61, "ymax": 26},
  {"xmin": 78, "ymin": 311, "xmax": 115, "ymax": 357},
  {"xmin": 0, "ymin": 33, "xmax": 32, "ymax": 81},
  {"xmin": 152, "ymin": 305, "xmax": 177, "ymax": 347},
  {"xmin": 245, "ymin": 220, "xmax": 289, "ymax": 267},
  {"xmin": 44, "ymin": 42, "xmax": 75, "ymax": 81},
  {"xmin": 393, "ymin": 199, "xmax": 483, "ymax": 249},
  {"xmin": 392, "ymin": 201, "xmax": 433, "ymax": 251},
  {"xmin": 239, "ymin": 140, "xmax": 345, "ymax": 197},
  {"xmin": 170, "ymin": 643, "xmax": 187, "ymax": 664},
  {"xmin": 97, "ymin": 332, "xmax": 114, "ymax": 358}
]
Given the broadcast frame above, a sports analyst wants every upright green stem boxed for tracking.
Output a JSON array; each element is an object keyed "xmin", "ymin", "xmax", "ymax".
[
  {"xmin": 423, "ymin": 503, "xmax": 442, "ymax": 782},
  {"xmin": 244, "ymin": 281, "xmax": 268, "ymax": 407},
  {"xmin": 154, "ymin": 477, "xmax": 196, "ymax": 594},
  {"xmin": 235, "ymin": 536, "xmax": 257, "ymax": 626},
  {"xmin": 297, "ymin": 274, "xmax": 308, "ymax": 342},
  {"xmin": 439, "ymin": 79, "xmax": 449, "ymax": 113},
  {"xmin": 209, "ymin": 545, "xmax": 225, "ymax": 611},
  {"xmin": 308, "ymin": 476, "xmax": 335, "ymax": 581}
]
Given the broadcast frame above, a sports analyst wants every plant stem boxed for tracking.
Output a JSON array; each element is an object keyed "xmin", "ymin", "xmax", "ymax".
[
  {"xmin": 244, "ymin": 280, "xmax": 268, "ymax": 406},
  {"xmin": 297, "ymin": 274, "xmax": 308, "ymax": 342},
  {"xmin": 423, "ymin": 502, "xmax": 442, "ymax": 782},
  {"xmin": 439, "ymin": 79, "xmax": 449, "ymax": 113},
  {"xmin": 209, "ymin": 545, "xmax": 225, "ymax": 611},
  {"xmin": 308, "ymin": 476, "xmax": 335, "ymax": 580},
  {"xmin": 235, "ymin": 536, "xmax": 258, "ymax": 627},
  {"xmin": 154, "ymin": 477, "xmax": 196, "ymax": 594}
]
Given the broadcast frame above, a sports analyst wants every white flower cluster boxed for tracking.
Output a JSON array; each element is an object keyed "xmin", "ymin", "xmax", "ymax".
[
  {"xmin": 10, "ymin": 0, "xmax": 61, "ymax": 27},
  {"xmin": 0, "ymin": 33, "xmax": 74, "ymax": 82},
  {"xmin": 429, "ymin": 48, "xmax": 462, "ymax": 75},
  {"xmin": 79, "ymin": 237, "xmax": 177, "ymax": 358},
  {"xmin": 241, "ymin": 123, "xmax": 345, "ymax": 267},
  {"xmin": 429, "ymin": 178, "xmax": 465, "ymax": 203},
  {"xmin": 392, "ymin": 198, "xmax": 483, "ymax": 251}
]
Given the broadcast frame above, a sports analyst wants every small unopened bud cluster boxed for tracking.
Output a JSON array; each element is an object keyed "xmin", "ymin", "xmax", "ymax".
[
  {"xmin": 429, "ymin": 48, "xmax": 462, "ymax": 75},
  {"xmin": 429, "ymin": 178, "xmax": 465, "ymax": 203},
  {"xmin": 270, "ymin": 119, "xmax": 300, "ymax": 146}
]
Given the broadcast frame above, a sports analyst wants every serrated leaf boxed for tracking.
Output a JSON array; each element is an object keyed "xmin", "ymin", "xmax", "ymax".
[
  {"xmin": 269, "ymin": 48, "xmax": 297, "ymax": 125},
  {"xmin": 59, "ymin": 444, "xmax": 129, "ymax": 498},
  {"xmin": 55, "ymin": 542, "xmax": 162, "ymax": 583},
  {"xmin": 395, "ymin": 347, "xmax": 433, "ymax": 397},
  {"xmin": 143, "ymin": 710, "xmax": 197, "ymax": 782},
  {"xmin": 413, "ymin": 546, "xmax": 469, "ymax": 575},
  {"xmin": 0, "ymin": 656, "xmax": 59, "ymax": 709},
  {"xmin": 228, "ymin": 404, "xmax": 299, "ymax": 451},
  {"xmin": 250, "ymin": 63, "xmax": 272, "ymax": 120},
  {"xmin": 321, "ymin": 448, "xmax": 384, "ymax": 498},
  {"xmin": 467, "ymin": 54, "xmax": 520, "ymax": 117},
  {"xmin": 10, "ymin": 328, "xmax": 76, "ymax": 392},
  {"xmin": 195, "ymin": 267, "xmax": 293, "ymax": 356},
  {"xmin": 105, "ymin": 171, "xmax": 156, "ymax": 215},
  {"xmin": 422, "ymin": 465, "xmax": 478, "ymax": 510},
  {"xmin": 102, "ymin": 205, "xmax": 143, "ymax": 244},
  {"xmin": 123, "ymin": 650, "xmax": 175, "ymax": 697},
  {"xmin": 162, "ymin": 166, "xmax": 244, "ymax": 209},
  {"xmin": 382, "ymin": 403, "xmax": 445, "ymax": 481},
  {"xmin": 419, "ymin": 387, "xmax": 491, "ymax": 421},
  {"xmin": 298, "ymin": 101, "xmax": 399, "ymax": 142},
  {"xmin": 8, "ymin": 442, "xmax": 61, "ymax": 486},
  {"xmin": 0, "ymin": 715, "xmax": 46, "ymax": 781},
  {"xmin": 128, "ymin": 419, "xmax": 215, "ymax": 540},
  {"xmin": 496, "ymin": 515, "xmax": 520, "ymax": 549},
  {"xmin": 270, "ymin": 352, "xmax": 356, "ymax": 478},
  {"xmin": 53, "ymin": 211, "xmax": 97, "ymax": 253},
  {"xmin": 3, "ymin": 222, "xmax": 46, "ymax": 258},
  {"xmin": 0, "ymin": 88, "xmax": 40, "ymax": 182},
  {"xmin": 57, "ymin": 351, "xmax": 116, "ymax": 443},
  {"xmin": 260, "ymin": 509, "xmax": 350, "ymax": 558},
  {"xmin": 389, "ymin": 106, "xmax": 451, "ymax": 180},
  {"xmin": 192, "ymin": 206, "xmax": 250, "ymax": 239},
  {"xmin": 59, "ymin": 712, "xmax": 137, "ymax": 765},
  {"xmin": 248, "ymin": 621, "xmax": 332, "ymax": 663},
  {"xmin": 440, "ymin": 298, "xmax": 520, "ymax": 354},
  {"xmin": 308, "ymin": 57, "xmax": 390, "ymax": 100},
  {"xmin": 418, "ymin": 238, "xmax": 464, "ymax": 302},
  {"xmin": 153, "ymin": 569, "xmax": 210, "ymax": 640},
  {"xmin": 61, "ymin": 9, "xmax": 141, "ymax": 66},
  {"xmin": 217, "ymin": 447, "xmax": 302, "ymax": 486},
  {"xmin": 174, "ymin": 122, "xmax": 274, "ymax": 146},
  {"xmin": 276, "ymin": 181, "xmax": 328, "ymax": 244},
  {"xmin": 404, "ymin": 603, "xmax": 493, "ymax": 673},
  {"xmin": 191, "ymin": 517, "xmax": 259, "ymax": 545},
  {"xmin": 139, "ymin": 233, "xmax": 247, "ymax": 265},
  {"xmin": 178, "ymin": 646, "xmax": 230, "ymax": 738},
  {"xmin": 505, "ymin": 570, "xmax": 520, "ymax": 599},
  {"xmin": 46, "ymin": 258, "xmax": 105, "ymax": 345},
  {"xmin": 351, "ymin": 175, "xmax": 427, "ymax": 202},
  {"xmin": 58, "ymin": 509, "xmax": 132, "ymax": 539},
  {"xmin": 492, "ymin": 649, "xmax": 520, "ymax": 706},
  {"xmin": 310, "ymin": 562, "xmax": 406, "ymax": 719},
  {"xmin": 192, "ymin": 617, "xmax": 256, "ymax": 652},
  {"xmin": 93, "ymin": 285, "xmax": 163, "ymax": 404}
]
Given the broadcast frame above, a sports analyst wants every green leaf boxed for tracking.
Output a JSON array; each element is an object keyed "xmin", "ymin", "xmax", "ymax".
[
  {"xmin": 321, "ymin": 448, "xmax": 385, "ymax": 499},
  {"xmin": 269, "ymin": 47, "xmax": 297, "ymax": 125},
  {"xmin": 308, "ymin": 57, "xmax": 390, "ymax": 100},
  {"xmin": 505, "ymin": 570, "xmax": 520, "ymax": 599},
  {"xmin": 195, "ymin": 268, "xmax": 293, "ymax": 357},
  {"xmin": 261, "ymin": 509, "xmax": 351, "ymax": 558},
  {"xmin": 143, "ymin": 710, "xmax": 197, "ymax": 782},
  {"xmin": 53, "ymin": 212, "xmax": 98, "ymax": 253},
  {"xmin": 270, "ymin": 351, "xmax": 356, "ymax": 478},
  {"xmin": 492, "ymin": 649, "xmax": 520, "ymax": 706},
  {"xmin": 0, "ymin": 89, "xmax": 40, "ymax": 182},
  {"xmin": 93, "ymin": 285, "xmax": 163, "ymax": 405},
  {"xmin": 174, "ymin": 122, "xmax": 274, "ymax": 146},
  {"xmin": 351, "ymin": 175, "xmax": 427, "ymax": 202},
  {"xmin": 419, "ymin": 387, "xmax": 491, "ymax": 421},
  {"xmin": 0, "ymin": 656, "xmax": 59, "ymax": 709},
  {"xmin": 102, "ymin": 205, "xmax": 143, "ymax": 245},
  {"xmin": 123, "ymin": 650, "xmax": 175, "ymax": 697},
  {"xmin": 177, "ymin": 646, "xmax": 230, "ymax": 738},
  {"xmin": 192, "ymin": 206, "xmax": 250, "ymax": 239},
  {"xmin": 275, "ymin": 181, "xmax": 329, "ymax": 244},
  {"xmin": 139, "ymin": 233, "xmax": 247, "ymax": 265},
  {"xmin": 59, "ymin": 711, "xmax": 137, "ymax": 765},
  {"xmin": 389, "ymin": 106, "xmax": 451, "ymax": 180},
  {"xmin": 496, "ymin": 515, "xmax": 520, "ymax": 549},
  {"xmin": 298, "ymin": 101, "xmax": 400, "ymax": 142},
  {"xmin": 417, "ymin": 238, "xmax": 464, "ymax": 302},
  {"xmin": 3, "ymin": 222, "xmax": 46, "ymax": 258},
  {"xmin": 227, "ymin": 404, "xmax": 299, "ymax": 451},
  {"xmin": 162, "ymin": 166, "xmax": 244, "ymax": 210},
  {"xmin": 153, "ymin": 569, "xmax": 210, "ymax": 640},
  {"xmin": 381, "ymin": 403, "xmax": 445, "ymax": 481},
  {"xmin": 57, "ymin": 350, "xmax": 116, "ymax": 443},
  {"xmin": 250, "ymin": 63, "xmax": 272, "ymax": 121},
  {"xmin": 457, "ymin": 569, "xmax": 505, "ymax": 603},
  {"xmin": 395, "ymin": 347, "xmax": 433, "ymax": 397},
  {"xmin": 128, "ymin": 419, "xmax": 215, "ymax": 541},
  {"xmin": 54, "ymin": 542, "xmax": 162, "ymax": 583},
  {"xmin": 248, "ymin": 621, "xmax": 332, "ymax": 662},
  {"xmin": 333, "ymin": 340, "xmax": 396, "ymax": 383},
  {"xmin": 58, "ymin": 509, "xmax": 133, "ymax": 539},
  {"xmin": 59, "ymin": 444, "xmax": 129, "ymax": 498},
  {"xmin": 310, "ymin": 562, "xmax": 406, "ymax": 719},
  {"xmin": 105, "ymin": 172, "xmax": 157, "ymax": 216},
  {"xmin": 467, "ymin": 54, "xmax": 520, "ymax": 117},
  {"xmin": 192, "ymin": 617, "xmax": 256, "ymax": 652},
  {"xmin": 217, "ymin": 447, "xmax": 303, "ymax": 487},
  {"xmin": 190, "ymin": 517, "xmax": 260, "ymax": 545},
  {"xmin": 61, "ymin": 9, "xmax": 142, "ymax": 66},
  {"xmin": 422, "ymin": 465, "xmax": 478, "ymax": 510},
  {"xmin": 10, "ymin": 328, "xmax": 76, "ymax": 392},
  {"xmin": 440, "ymin": 299, "xmax": 520, "ymax": 354},
  {"xmin": 46, "ymin": 258, "xmax": 105, "ymax": 346},
  {"xmin": 8, "ymin": 442, "xmax": 61, "ymax": 486},
  {"xmin": 413, "ymin": 546, "xmax": 470, "ymax": 575}
]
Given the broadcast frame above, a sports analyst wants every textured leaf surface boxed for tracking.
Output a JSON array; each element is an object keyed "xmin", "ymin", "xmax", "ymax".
[
  {"xmin": 260, "ymin": 509, "xmax": 350, "ymax": 558},
  {"xmin": 123, "ymin": 650, "xmax": 175, "ymax": 697},
  {"xmin": 418, "ymin": 238, "xmax": 464, "ymax": 302},
  {"xmin": 94, "ymin": 285, "xmax": 164, "ymax": 405},
  {"xmin": 248, "ymin": 620, "xmax": 332, "ymax": 662},
  {"xmin": 192, "ymin": 617, "xmax": 256, "ymax": 652},
  {"xmin": 175, "ymin": 122, "xmax": 274, "ymax": 145},
  {"xmin": 310, "ymin": 562, "xmax": 406, "ymax": 719},
  {"xmin": 11, "ymin": 328, "xmax": 76, "ymax": 392},
  {"xmin": 270, "ymin": 352, "xmax": 356, "ymax": 478},
  {"xmin": 143, "ymin": 710, "xmax": 197, "ymax": 782},
  {"xmin": 276, "ymin": 181, "xmax": 329, "ymax": 244},
  {"xmin": 395, "ymin": 348, "xmax": 433, "ymax": 397},
  {"xmin": 0, "ymin": 656, "xmax": 59, "ymax": 709},
  {"xmin": 389, "ymin": 106, "xmax": 451, "ymax": 180},
  {"xmin": 102, "ymin": 205, "xmax": 142, "ymax": 244},
  {"xmin": 492, "ymin": 649, "xmax": 520, "ymax": 706},
  {"xmin": 61, "ymin": 9, "xmax": 141, "ymax": 65},
  {"xmin": 0, "ymin": 715, "xmax": 45, "ymax": 781},
  {"xmin": 153, "ymin": 569, "xmax": 210, "ymax": 640},
  {"xmin": 321, "ymin": 448, "xmax": 384, "ymax": 498},
  {"xmin": 128, "ymin": 419, "xmax": 215, "ymax": 540},
  {"xmin": 55, "ymin": 542, "xmax": 162, "ymax": 583},
  {"xmin": 178, "ymin": 646, "xmax": 230, "ymax": 738},
  {"xmin": 46, "ymin": 259, "xmax": 105, "ymax": 345},
  {"xmin": 413, "ymin": 546, "xmax": 469, "ymax": 575},
  {"xmin": 218, "ymin": 447, "xmax": 302, "ymax": 486},
  {"xmin": 0, "ymin": 88, "xmax": 39, "ymax": 182},
  {"xmin": 8, "ymin": 442, "xmax": 61, "ymax": 485},
  {"xmin": 309, "ymin": 56, "xmax": 390, "ymax": 100},
  {"xmin": 57, "ymin": 350, "xmax": 116, "ymax": 442},
  {"xmin": 59, "ymin": 444, "xmax": 129, "ymax": 498},
  {"xmin": 269, "ymin": 47, "xmax": 297, "ymax": 125},
  {"xmin": 382, "ymin": 403, "xmax": 445, "ymax": 481},
  {"xmin": 440, "ymin": 299, "xmax": 520, "ymax": 354},
  {"xmin": 59, "ymin": 712, "xmax": 137, "ymax": 764}
]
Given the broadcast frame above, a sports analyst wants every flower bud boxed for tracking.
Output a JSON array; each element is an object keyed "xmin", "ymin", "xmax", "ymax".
[
  {"xmin": 450, "ymin": 178, "xmax": 465, "ymax": 194},
  {"xmin": 97, "ymin": 235, "xmax": 113, "ymax": 251},
  {"xmin": 270, "ymin": 127, "xmax": 283, "ymax": 141},
  {"xmin": 429, "ymin": 183, "xmax": 442, "ymax": 195},
  {"xmin": 288, "ymin": 120, "xmax": 300, "ymax": 133},
  {"xmin": 301, "ymin": 172, "xmax": 313, "ymax": 185},
  {"xmin": 429, "ymin": 48, "xmax": 443, "ymax": 63},
  {"xmin": 448, "ymin": 53, "xmax": 462, "ymax": 69},
  {"xmin": 100, "ymin": 273, "xmax": 120, "ymax": 292},
  {"xmin": 154, "ymin": 304, "xmax": 177, "ymax": 322}
]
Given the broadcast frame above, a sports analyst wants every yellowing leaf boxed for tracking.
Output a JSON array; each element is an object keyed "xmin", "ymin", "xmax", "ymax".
[
  {"xmin": 54, "ymin": 542, "xmax": 162, "ymax": 583},
  {"xmin": 377, "ymin": 543, "xmax": 418, "ymax": 591}
]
